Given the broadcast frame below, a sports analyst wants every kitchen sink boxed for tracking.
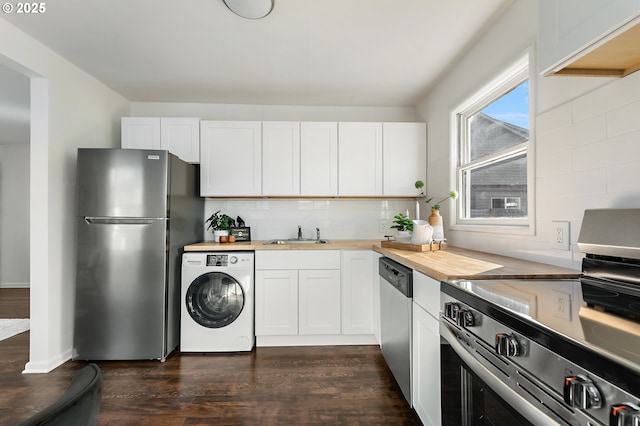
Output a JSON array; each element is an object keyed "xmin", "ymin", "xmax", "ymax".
[{"xmin": 263, "ymin": 238, "xmax": 329, "ymax": 245}]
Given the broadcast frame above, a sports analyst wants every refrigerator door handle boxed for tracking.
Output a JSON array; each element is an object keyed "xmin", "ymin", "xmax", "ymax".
[{"xmin": 84, "ymin": 217, "xmax": 163, "ymax": 225}]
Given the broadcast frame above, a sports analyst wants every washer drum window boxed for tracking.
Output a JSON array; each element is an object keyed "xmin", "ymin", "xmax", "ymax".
[{"xmin": 185, "ymin": 272, "xmax": 245, "ymax": 328}]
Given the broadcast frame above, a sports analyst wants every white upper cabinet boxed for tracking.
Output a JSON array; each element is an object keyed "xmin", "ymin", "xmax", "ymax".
[
  {"xmin": 160, "ymin": 118, "xmax": 200, "ymax": 163},
  {"xmin": 121, "ymin": 117, "xmax": 200, "ymax": 163},
  {"xmin": 338, "ymin": 122, "xmax": 383, "ymax": 196},
  {"xmin": 382, "ymin": 122, "xmax": 426, "ymax": 196},
  {"xmin": 539, "ymin": 0, "xmax": 640, "ymax": 76},
  {"xmin": 121, "ymin": 117, "xmax": 161, "ymax": 150},
  {"xmin": 262, "ymin": 121, "xmax": 301, "ymax": 196},
  {"xmin": 200, "ymin": 121, "xmax": 262, "ymax": 197},
  {"xmin": 196, "ymin": 120, "xmax": 425, "ymax": 198},
  {"xmin": 300, "ymin": 122, "xmax": 338, "ymax": 196}
]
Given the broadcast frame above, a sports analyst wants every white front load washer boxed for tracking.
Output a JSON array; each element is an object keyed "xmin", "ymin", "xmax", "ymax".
[{"xmin": 180, "ymin": 251, "xmax": 254, "ymax": 352}]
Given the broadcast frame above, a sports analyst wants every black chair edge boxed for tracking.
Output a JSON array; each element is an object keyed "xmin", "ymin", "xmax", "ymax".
[{"xmin": 16, "ymin": 363, "xmax": 103, "ymax": 426}]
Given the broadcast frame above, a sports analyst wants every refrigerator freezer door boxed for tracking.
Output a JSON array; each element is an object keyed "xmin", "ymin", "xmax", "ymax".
[
  {"xmin": 76, "ymin": 149, "xmax": 169, "ymax": 218},
  {"xmin": 73, "ymin": 217, "xmax": 168, "ymax": 360}
]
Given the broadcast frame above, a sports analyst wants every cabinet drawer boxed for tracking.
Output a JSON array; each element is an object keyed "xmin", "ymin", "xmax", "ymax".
[
  {"xmin": 413, "ymin": 271, "xmax": 441, "ymax": 319},
  {"xmin": 256, "ymin": 250, "xmax": 340, "ymax": 270}
]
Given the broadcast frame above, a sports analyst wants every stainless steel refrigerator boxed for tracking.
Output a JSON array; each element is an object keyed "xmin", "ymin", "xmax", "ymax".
[{"xmin": 73, "ymin": 148, "xmax": 203, "ymax": 360}]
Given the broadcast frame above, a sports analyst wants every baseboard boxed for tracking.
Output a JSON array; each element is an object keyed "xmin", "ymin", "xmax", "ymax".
[
  {"xmin": 23, "ymin": 349, "xmax": 72, "ymax": 374},
  {"xmin": 256, "ymin": 334, "xmax": 378, "ymax": 347},
  {"xmin": 0, "ymin": 282, "xmax": 30, "ymax": 289}
]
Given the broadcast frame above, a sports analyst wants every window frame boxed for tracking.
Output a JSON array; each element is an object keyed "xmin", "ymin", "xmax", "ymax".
[{"xmin": 450, "ymin": 50, "xmax": 535, "ymax": 235}]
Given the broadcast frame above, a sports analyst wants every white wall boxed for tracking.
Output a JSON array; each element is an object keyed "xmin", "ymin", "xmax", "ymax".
[
  {"xmin": 0, "ymin": 17, "xmax": 130, "ymax": 372},
  {"xmin": 0, "ymin": 144, "xmax": 29, "ymax": 287},
  {"xmin": 416, "ymin": 0, "xmax": 640, "ymax": 270}
]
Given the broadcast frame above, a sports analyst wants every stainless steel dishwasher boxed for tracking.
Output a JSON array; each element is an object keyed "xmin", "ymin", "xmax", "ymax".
[{"xmin": 379, "ymin": 256, "xmax": 413, "ymax": 406}]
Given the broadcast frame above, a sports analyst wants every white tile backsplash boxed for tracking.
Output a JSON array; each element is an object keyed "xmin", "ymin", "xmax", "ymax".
[
  {"xmin": 536, "ymin": 102, "xmax": 573, "ymax": 134},
  {"xmin": 607, "ymin": 100, "xmax": 640, "ymax": 137},
  {"xmin": 572, "ymin": 71, "xmax": 640, "ymax": 122},
  {"xmin": 573, "ymin": 114, "xmax": 607, "ymax": 147},
  {"xmin": 202, "ymin": 198, "xmax": 417, "ymax": 242},
  {"xmin": 607, "ymin": 161, "xmax": 640, "ymax": 194}
]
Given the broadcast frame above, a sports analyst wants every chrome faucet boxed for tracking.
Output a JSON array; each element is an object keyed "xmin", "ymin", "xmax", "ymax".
[
  {"xmin": 298, "ymin": 225, "xmax": 302, "ymax": 240},
  {"xmin": 316, "ymin": 227, "xmax": 321, "ymax": 241}
]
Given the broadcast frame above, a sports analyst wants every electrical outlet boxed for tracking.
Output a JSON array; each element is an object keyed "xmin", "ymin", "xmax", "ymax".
[
  {"xmin": 379, "ymin": 220, "xmax": 387, "ymax": 233},
  {"xmin": 551, "ymin": 289, "xmax": 571, "ymax": 321},
  {"xmin": 552, "ymin": 221, "xmax": 570, "ymax": 251}
]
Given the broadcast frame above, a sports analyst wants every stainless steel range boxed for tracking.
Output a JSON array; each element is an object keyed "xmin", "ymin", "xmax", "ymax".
[{"xmin": 440, "ymin": 209, "xmax": 640, "ymax": 426}]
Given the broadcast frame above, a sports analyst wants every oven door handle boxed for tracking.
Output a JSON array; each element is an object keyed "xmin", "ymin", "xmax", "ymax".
[{"xmin": 440, "ymin": 320, "xmax": 559, "ymax": 425}]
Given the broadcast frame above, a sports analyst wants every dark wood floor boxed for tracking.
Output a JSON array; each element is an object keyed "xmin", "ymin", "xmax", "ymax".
[{"xmin": 0, "ymin": 289, "xmax": 422, "ymax": 425}]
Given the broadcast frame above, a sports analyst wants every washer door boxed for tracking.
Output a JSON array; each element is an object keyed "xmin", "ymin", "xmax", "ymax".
[{"xmin": 185, "ymin": 272, "xmax": 245, "ymax": 328}]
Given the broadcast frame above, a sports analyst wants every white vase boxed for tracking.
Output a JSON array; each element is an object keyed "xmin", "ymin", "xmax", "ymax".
[{"xmin": 213, "ymin": 230, "xmax": 229, "ymax": 242}]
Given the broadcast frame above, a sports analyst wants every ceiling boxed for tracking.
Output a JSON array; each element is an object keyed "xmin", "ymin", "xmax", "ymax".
[{"xmin": 2, "ymin": 0, "xmax": 510, "ymax": 107}]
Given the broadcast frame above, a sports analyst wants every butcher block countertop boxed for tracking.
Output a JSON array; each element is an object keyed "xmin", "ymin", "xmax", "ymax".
[
  {"xmin": 184, "ymin": 240, "xmax": 580, "ymax": 281},
  {"xmin": 376, "ymin": 246, "xmax": 580, "ymax": 281}
]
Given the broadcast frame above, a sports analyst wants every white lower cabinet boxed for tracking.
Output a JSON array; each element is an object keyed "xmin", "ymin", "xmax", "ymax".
[
  {"xmin": 255, "ymin": 250, "xmax": 376, "ymax": 346},
  {"xmin": 341, "ymin": 250, "xmax": 375, "ymax": 335},
  {"xmin": 299, "ymin": 270, "xmax": 341, "ymax": 334},
  {"xmin": 412, "ymin": 271, "xmax": 442, "ymax": 426},
  {"xmin": 255, "ymin": 251, "xmax": 341, "ymax": 338},
  {"xmin": 255, "ymin": 270, "xmax": 298, "ymax": 336}
]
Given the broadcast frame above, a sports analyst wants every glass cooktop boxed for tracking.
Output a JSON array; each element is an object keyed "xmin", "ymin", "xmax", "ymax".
[{"xmin": 445, "ymin": 279, "xmax": 640, "ymax": 373}]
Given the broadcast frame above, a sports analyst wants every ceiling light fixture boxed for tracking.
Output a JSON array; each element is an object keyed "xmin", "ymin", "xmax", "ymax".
[{"xmin": 223, "ymin": 0, "xmax": 274, "ymax": 19}]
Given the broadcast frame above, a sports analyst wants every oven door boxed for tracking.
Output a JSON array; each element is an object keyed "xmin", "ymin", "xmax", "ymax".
[{"xmin": 440, "ymin": 321, "xmax": 556, "ymax": 426}]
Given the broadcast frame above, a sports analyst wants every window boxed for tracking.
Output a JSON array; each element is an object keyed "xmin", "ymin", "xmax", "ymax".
[{"xmin": 454, "ymin": 53, "xmax": 532, "ymax": 229}]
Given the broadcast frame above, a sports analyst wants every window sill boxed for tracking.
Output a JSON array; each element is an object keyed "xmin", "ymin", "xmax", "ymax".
[{"xmin": 450, "ymin": 221, "xmax": 534, "ymax": 236}]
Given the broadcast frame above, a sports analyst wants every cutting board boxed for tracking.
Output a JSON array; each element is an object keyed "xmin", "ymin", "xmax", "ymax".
[{"xmin": 381, "ymin": 240, "xmax": 447, "ymax": 252}]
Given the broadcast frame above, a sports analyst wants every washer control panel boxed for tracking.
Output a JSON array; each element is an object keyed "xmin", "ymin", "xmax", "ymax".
[{"xmin": 206, "ymin": 254, "xmax": 229, "ymax": 267}]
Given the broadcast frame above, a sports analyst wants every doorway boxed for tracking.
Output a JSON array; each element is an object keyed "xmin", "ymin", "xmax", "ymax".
[{"xmin": 0, "ymin": 63, "xmax": 30, "ymax": 291}]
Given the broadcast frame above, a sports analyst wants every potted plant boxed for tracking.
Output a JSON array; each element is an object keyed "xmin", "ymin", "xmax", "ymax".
[
  {"xmin": 391, "ymin": 213, "xmax": 413, "ymax": 242},
  {"xmin": 205, "ymin": 210, "xmax": 236, "ymax": 242}
]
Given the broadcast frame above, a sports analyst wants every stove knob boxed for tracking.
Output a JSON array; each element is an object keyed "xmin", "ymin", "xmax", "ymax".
[
  {"xmin": 563, "ymin": 375, "xmax": 602, "ymax": 409},
  {"xmin": 495, "ymin": 333, "xmax": 520, "ymax": 357},
  {"xmin": 456, "ymin": 309, "xmax": 475, "ymax": 327},
  {"xmin": 443, "ymin": 302, "xmax": 460, "ymax": 320},
  {"xmin": 610, "ymin": 402, "xmax": 640, "ymax": 426}
]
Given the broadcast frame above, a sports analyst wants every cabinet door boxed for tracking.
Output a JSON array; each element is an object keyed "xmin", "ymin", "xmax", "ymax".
[
  {"xmin": 255, "ymin": 270, "xmax": 298, "ymax": 336},
  {"xmin": 338, "ymin": 122, "xmax": 383, "ymax": 196},
  {"xmin": 383, "ymin": 123, "xmax": 426, "ymax": 196},
  {"xmin": 121, "ymin": 117, "xmax": 161, "ymax": 150},
  {"xmin": 412, "ymin": 302, "xmax": 441, "ymax": 426},
  {"xmin": 299, "ymin": 269, "xmax": 341, "ymax": 335},
  {"xmin": 160, "ymin": 117, "xmax": 200, "ymax": 163},
  {"xmin": 262, "ymin": 121, "xmax": 300, "ymax": 196},
  {"xmin": 200, "ymin": 121, "xmax": 262, "ymax": 196},
  {"xmin": 300, "ymin": 122, "xmax": 338, "ymax": 196},
  {"xmin": 341, "ymin": 250, "xmax": 374, "ymax": 335}
]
